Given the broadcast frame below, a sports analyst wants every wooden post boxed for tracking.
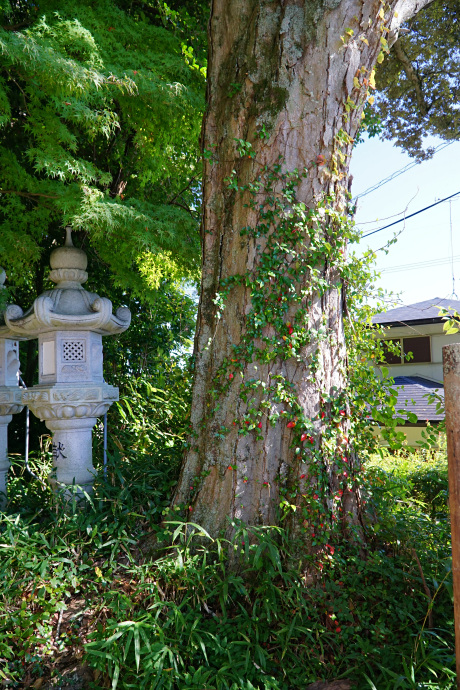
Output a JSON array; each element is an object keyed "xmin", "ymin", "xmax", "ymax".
[{"xmin": 443, "ymin": 343, "xmax": 460, "ymax": 689}]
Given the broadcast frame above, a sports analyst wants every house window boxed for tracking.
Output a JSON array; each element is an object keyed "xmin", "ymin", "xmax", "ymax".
[
  {"xmin": 403, "ymin": 336, "xmax": 431, "ymax": 363},
  {"xmin": 380, "ymin": 336, "xmax": 431, "ymax": 364},
  {"xmin": 380, "ymin": 339, "xmax": 402, "ymax": 364}
]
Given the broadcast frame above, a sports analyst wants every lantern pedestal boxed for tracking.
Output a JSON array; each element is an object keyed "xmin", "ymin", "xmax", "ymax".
[
  {"xmin": 23, "ymin": 382, "xmax": 118, "ymax": 496},
  {"xmin": 0, "ymin": 389, "xmax": 23, "ymax": 505},
  {"xmin": 0, "ymin": 414, "xmax": 12, "ymax": 503},
  {"xmin": 46, "ymin": 418, "xmax": 97, "ymax": 495},
  {"xmin": 0, "ymin": 330, "xmax": 23, "ymax": 506}
]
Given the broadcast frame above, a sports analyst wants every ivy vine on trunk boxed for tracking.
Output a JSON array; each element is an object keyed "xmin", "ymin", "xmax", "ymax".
[{"xmin": 171, "ymin": 0, "xmax": 435, "ymax": 557}]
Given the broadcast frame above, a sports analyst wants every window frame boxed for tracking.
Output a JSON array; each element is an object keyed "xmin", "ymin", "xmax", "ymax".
[{"xmin": 380, "ymin": 335, "xmax": 431, "ymax": 365}]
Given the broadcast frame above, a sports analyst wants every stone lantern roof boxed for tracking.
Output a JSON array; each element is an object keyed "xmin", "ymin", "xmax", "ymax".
[{"xmin": 0, "ymin": 227, "xmax": 131, "ymax": 338}]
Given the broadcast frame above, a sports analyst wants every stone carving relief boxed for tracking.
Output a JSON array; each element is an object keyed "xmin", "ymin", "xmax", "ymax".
[
  {"xmin": 0, "ymin": 387, "xmax": 23, "ymax": 416},
  {"xmin": 0, "ymin": 403, "xmax": 23, "ymax": 416},
  {"xmin": 52, "ymin": 388, "xmax": 99, "ymax": 402},
  {"xmin": 61, "ymin": 365, "xmax": 87, "ymax": 374},
  {"xmin": 28, "ymin": 400, "xmax": 113, "ymax": 421},
  {"xmin": 24, "ymin": 383, "xmax": 118, "ymax": 421},
  {"xmin": 22, "ymin": 390, "xmax": 50, "ymax": 403}
]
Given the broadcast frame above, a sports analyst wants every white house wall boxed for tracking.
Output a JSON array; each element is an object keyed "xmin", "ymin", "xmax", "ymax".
[
  {"xmin": 376, "ymin": 323, "xmax": 460, "ymax": 383},
  {"xmin": 373, "ymin": 425, "xmax": 439, "ymax": 448}
]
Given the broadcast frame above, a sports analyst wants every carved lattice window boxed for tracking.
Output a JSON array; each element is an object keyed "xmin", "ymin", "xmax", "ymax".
[{"xmin": 62, "ymin": 340, "xmax": 85, "ymax": 362}]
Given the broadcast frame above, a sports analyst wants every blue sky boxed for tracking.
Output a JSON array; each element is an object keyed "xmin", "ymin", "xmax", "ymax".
[{"xmin": 350, "ymin": 135, "xmax": 460, "ymax": 308}]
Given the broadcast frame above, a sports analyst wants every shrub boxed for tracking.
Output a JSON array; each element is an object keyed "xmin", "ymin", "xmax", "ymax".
[{"xmin": 0, "ymin": 444, "xmax": 454, "ymax": 689}]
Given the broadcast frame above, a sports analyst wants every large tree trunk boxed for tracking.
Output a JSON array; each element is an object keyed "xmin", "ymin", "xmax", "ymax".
[{"xmin": 172, "ymin": 0, "xmax": 434, "ymax": 544}]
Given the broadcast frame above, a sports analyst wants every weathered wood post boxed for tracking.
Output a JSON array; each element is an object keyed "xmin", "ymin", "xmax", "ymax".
[{"xmin": 443, "ymin": 343, "xmax": 460, "ymax": 689}]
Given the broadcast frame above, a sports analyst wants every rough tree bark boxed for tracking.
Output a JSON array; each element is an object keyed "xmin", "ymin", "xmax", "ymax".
[{"xmin": 172, "ymin": 0, "xmax": 434, "ymax": 544}]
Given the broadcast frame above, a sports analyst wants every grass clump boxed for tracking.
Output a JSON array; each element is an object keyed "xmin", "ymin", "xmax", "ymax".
[{"xmin": 0, "ymin": 443, "xmax": 455, "ymax": 689}]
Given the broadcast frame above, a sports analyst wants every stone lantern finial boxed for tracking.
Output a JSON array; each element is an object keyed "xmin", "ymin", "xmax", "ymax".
[
  {"xmin": 65, "ymin": 226, "xmax": 73, "ymax": 247},
  {"xmin": 49, "ymin": 226, "xmax": 88, "ymax": 290}
]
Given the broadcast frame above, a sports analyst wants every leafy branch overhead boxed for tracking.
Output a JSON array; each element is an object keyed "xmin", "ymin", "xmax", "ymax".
[
  {"xmin": 375, "ymin": 0, "xmax": 460, "ymax": 159},
  {"xmin": 0, "ymin": 0, "xmax": 206, "ymax": 299}
]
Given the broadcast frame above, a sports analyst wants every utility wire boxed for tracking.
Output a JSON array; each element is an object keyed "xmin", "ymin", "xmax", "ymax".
[
  {"xmin": 353, "ymin": 140, "xmax": 454, "ymax": 201},
  {"xmin": 18, "ymin": 375, "xmax": 46, "ymax": 488},
  {"xmin": 361, "ymin": 191, "xmax": 460, "ymax": 239},
  {"xmin": 381, "ymin": 254, "xmax": 460, "ymax": 274},
  {"xmin": 449, "ymin": 199, "xmax": 458, "ymax": 298}
]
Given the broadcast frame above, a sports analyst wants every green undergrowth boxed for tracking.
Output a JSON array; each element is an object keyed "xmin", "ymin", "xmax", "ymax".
[
  {"xmin": 0, "ymin": 446, "xmax": 454, "ymax": 689},
  {"xmin": 367, "ymin": 444, "xmax": 449, "ymax": 520}
]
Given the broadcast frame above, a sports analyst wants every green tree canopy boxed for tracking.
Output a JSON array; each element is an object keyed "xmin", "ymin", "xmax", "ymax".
[
  {"xmin": 375, "ymin": 0, "xmax": 460, "ymax": 158},
  {"xmin": 0, "ymin": 0, "xmax": 206, "ymax": 300}
]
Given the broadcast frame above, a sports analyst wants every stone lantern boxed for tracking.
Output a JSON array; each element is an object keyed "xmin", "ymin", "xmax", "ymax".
[
  {"xmin": 1, "ymin": 229, "xmax": 131, "ymax": 495},
  {"xmin": 0, "ymin": 268, "xmax": 23, "ymax": 505}
]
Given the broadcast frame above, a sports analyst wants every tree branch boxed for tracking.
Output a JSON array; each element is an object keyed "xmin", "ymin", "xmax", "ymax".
[
  {"xmin": 389, "ymin": 0, "xmax": 437, "ymax": 44},
  {"xmin": 0, "ymin": 189, "xmax": 59, "ymax": 200},
  {"xmin": 169, "ymin": 199, "xmax": 194, "ymax": 215},
  {"xmin": 167, "ymin": 175, "xmax": 199, "ymax": 205},
  {"xmin": 1, "ymin": 22, "xmax": 31, "ymax": 31},
  {"xmin": 392, "ymin": 38, "xmax": 428, "ymax": 116},
  {"xmin": 8, "ymin": 73, "xmax": 30, "ymax": 115}
]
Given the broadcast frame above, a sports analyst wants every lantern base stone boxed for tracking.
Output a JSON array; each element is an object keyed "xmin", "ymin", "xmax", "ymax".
[
  {"xmin": 46, "ymin": 417, "xmax": 98, "ymax": 496},
  {"xmin": 0, "ymin": 414, "xmax": 12, "ymax": 506},
  {"xmin": 0, "ymin": 386, "xmax": 24, "ymax": 508}
]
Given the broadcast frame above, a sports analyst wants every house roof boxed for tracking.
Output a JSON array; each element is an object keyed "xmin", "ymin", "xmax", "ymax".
[
  {"xmin": 392, "ymin": 376, "xmax": 444, "ymax": 423},
  {"xmin": 372, "ymin": 298, "xmax": 460, "ymax": 327}
]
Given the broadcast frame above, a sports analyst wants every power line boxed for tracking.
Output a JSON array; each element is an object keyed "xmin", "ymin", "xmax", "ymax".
[
  {"xmin": 360, "ymin": 191, "xmax": 460, "ymax": 239},
  {"xmin": 353, "ymin": 140, "xmax": 454, "ymax": 201},
  {"xmin": 381, "ymin": 254, "xmax": 460, "ymax": 274},
  {"xmin": 449, "ymin": 199, "xmax": 458, "ymax": 298}
]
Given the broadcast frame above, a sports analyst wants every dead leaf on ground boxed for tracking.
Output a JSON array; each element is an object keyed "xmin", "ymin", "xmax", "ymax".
[{"xmin": 306, "ymin": 681, "xmax": 353, "ymax": 690}]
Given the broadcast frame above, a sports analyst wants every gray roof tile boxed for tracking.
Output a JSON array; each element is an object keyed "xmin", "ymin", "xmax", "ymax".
[
  {"xmin": 391, "ymin": 376, "xmax": 444, "ymax": 422},
  {"xmin": 372, "ymin": 298, "xmax": 460, "ymax": 326}
]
